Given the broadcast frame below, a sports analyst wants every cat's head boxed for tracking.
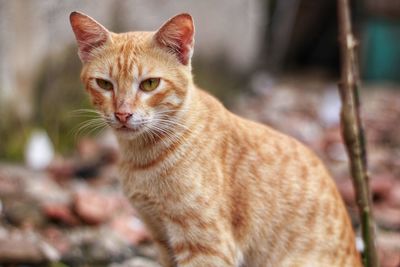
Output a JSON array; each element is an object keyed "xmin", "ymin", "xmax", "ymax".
[{"xmin": 70, "ymin": 12, "xmax": 195, "ymax": 140}]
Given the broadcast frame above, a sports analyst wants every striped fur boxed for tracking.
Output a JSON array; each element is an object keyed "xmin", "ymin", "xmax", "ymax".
[{"xmin": 71, "ymin": 12, "xmax": 362, "ymax": 267}]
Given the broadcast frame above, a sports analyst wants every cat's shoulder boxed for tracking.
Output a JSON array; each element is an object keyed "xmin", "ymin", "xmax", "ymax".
[{"xmin": 195, "ymin": 87, "xmax": 225, "ymax": 108}]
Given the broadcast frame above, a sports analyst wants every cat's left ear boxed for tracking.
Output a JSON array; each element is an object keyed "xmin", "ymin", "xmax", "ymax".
[
  {"xmin": 70, "ymin": 11, "xmax": 111, "ymax": 63},
  {"xmin": 154, "ymin": 13, "xmax": 195, "ymax": 65}
]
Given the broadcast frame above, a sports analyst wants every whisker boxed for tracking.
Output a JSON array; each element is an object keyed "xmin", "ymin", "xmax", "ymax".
[
  {"xmin": 70, "ymin": 117, "xmax": 108, "ymax": 140},
  {"xmin": 145, "ymin": 123, "xmax": 188, "ymax": 147},
  {"xmin": 70, "ymin": 109, "xmax": 102, "ymax": 114},
  {"xmin": 86, "ymin": 122, "xmax": 109, "ymax": 137},
  {"xmin": 152, "ymin": 119, "xmax": 193, "ymax": 133},
  {"xmin": 69, "ymin": 109, "xmax": 103, "ymax": 119}
]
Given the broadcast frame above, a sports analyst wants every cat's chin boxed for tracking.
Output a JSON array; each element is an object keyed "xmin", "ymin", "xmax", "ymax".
[{"xmin": 113, "ymin": 126, "xmax": 144, "ymax": 140}]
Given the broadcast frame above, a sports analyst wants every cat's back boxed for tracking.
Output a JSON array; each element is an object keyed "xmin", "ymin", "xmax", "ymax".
[{"xmin": 197, "ymin": 89, "xmax": 362, "ymax": 267}]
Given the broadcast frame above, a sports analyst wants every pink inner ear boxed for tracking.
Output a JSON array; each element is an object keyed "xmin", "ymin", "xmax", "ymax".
[
  {"xmin": 76, "ymin": 28, "xmax": 108, "ymax": 61},
  {"xmin": 70, "ymin": 12, "xmax": 109, "ymax": 62},
  {"xmin": 155, "ymin": 14, "xmax": 194, "ymax": 65}
]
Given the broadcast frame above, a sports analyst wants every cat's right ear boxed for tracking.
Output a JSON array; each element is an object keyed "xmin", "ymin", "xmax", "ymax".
[{"xmin": 69, "ymin": 11, "xmax": 110, "ymax": 63}]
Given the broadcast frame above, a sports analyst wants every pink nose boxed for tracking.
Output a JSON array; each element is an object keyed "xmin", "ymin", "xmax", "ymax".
[{"xmin": 115, "ymin": 112, "xmax": 132, "ymax": 123}]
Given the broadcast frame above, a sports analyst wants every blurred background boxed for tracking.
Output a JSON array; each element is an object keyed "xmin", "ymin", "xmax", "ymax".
[{"xmin": 0, "ymin": 0, "xmax": 399, "ymax": 266}]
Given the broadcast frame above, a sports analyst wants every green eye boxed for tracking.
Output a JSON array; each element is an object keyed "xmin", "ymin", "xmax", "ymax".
[
  {"xmin": 95, "ymin": 78, "xmax": 113, "ymax": 91},
  {"xmin": 140, "ymin": 78, "xmax": 160, "ymax": 92}
]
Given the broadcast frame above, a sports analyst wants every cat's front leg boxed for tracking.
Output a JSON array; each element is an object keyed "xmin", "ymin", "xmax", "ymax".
[
  {"xmin": 153, "ymin": 240, "xmax": 176, "ymax": 267},
  {"xmin": 163, "ymin": 192, "xmax": 240, "ymax": 266}
]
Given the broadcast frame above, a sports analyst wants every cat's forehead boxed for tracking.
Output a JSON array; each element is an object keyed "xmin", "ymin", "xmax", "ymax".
[
  {"xmin": 96, "ymin": 31, "xmax": 174, "ymax": 73},
  {"xmin": 84, "ymin": 30, "xmax": 180, "ymax": 82},
  {"xmin": 101, "ymin": 31, "xmax": 159, "ymax": 65},
  {"xmin": 86, "ymin": 31, "xmax": 172, "ymax": 85},
  {"xmin": 111, "ymin": 31, "xmax": 154, "ymax": 48}
]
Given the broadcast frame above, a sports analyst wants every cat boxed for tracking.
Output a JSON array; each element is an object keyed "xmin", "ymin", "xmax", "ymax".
[{"xmin": 70, "ymin": 11, "xmax": 362, "ymax": 267}]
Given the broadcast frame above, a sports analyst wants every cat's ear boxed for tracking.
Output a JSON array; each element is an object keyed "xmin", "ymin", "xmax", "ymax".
[
  {"xmin": 154, "ymin": 13, "xmax": 195, "ymax": 65},
  {"xmin": 69, "ymin": 11, "xmax": 110, "ymax": 63}
]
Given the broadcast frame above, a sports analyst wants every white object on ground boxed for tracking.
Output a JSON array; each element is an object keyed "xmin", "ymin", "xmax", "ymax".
[
  {"xmin": 355, "ymin": 236, "xmax": 365, "ymax": 252},
  {"xmin": 25, "ymin": 129, "xmax": 54, "ymax": 170},
  {"xmin": 319, "ymin": 87, "xmax": 341, "ymax": 127}
]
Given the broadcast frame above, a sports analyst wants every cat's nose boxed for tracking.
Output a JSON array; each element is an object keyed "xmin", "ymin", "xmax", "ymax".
[{"xmin": 115, "ymin": 112, "xmax": 132, "ymax": 124}]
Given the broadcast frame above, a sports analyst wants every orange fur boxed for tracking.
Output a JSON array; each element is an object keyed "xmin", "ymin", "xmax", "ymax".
[{"xmin": 70, "ymin": 12, "xmax": 362, "ymax": 267}]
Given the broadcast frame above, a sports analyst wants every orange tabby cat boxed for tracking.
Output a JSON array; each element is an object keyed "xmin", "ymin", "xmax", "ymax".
[{"xmin": 70, "ymin": 11, "xmax": 362, "ymax": 267}]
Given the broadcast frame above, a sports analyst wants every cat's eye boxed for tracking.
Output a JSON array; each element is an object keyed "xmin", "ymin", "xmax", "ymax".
[
  {"xmin": 140, "ymin": 78, "xmax": 160, "ymax": 92},
  {"xmin": 95, "ymin": 78, "xmax": 113, "ymax": 91}
]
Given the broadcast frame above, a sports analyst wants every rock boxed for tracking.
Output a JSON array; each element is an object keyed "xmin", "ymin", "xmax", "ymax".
[
  {"xmin": 24, "ymin": 174, "xmax": 70, "ymax": 204},
  {"xmin": 0, "ymin": 238, "xmax": 46, "ymax": 264},
  {"xmin": 73, "ymin": 190, "xmax": 129, "ymax": 225},
  {"xmin": 39, "ymin": 241, "xmax": 61, "ymax": 262},
  {"xmin": 378, "ymin": 244, "xmax": 400, "ymax": 267},
  {"xmin": 42, "ymin": 203, "xmax": 80, "ymax": 226},
  {"xmin": 388, "ymin": 181, "xmax": 400, "ymax": 208},
  {"xmin": 374, "ymin": 204, "xmax": 400, "ymax": 229},
  {"xmin": 3, "ymin": 197, "xmax": 45, "ymax": 228},
  {"xmin": 48, "ymin": 138, "xmax": 118, "ymax": 180},
  {"xmin": 63, "ymin": 227, "xmax": 134, "ymax": 264},
  {"xmin": 41, "ymin": 227, "xmax": 71, "ymax": 256},
  {"xmin": 370, "ymin": 175, "xmax": 394, "ymax": 203},
  {"xmin": 77, "ymin": 138, "xmax": 103, "ymax": 161},
  {"xmin": 0, "ymin": 229, "xmax": 59, "ymax": 263},
  {"xmin": 0, "ymin": 174, "xmax": 20, "ymax": 196},
  {"xmin": 135, "ymin": 243, "xmax": 159, "ymax": 260},
  {"xmin": 47, "ymin": 157, "xmax": 76, "ymax": 180},
  {"xmin": 378, "ymin": 231, "xmax": 400, "ymax": 251},
  {"xmin": 110, "ymin": 215, "xmax": 151, "ymax": 246},
  {"xmin": 73, "ymin": 190, "xmax": 114, "ymax": 225},
  {"xmin": 109, "ymin": 257, "xmax": 161, "ymax": 267}
]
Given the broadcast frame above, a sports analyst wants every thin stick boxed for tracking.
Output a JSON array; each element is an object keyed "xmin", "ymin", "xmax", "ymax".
[{"xmin": 337, "ymin": 0, "xmax": 379, "ymax": 266}]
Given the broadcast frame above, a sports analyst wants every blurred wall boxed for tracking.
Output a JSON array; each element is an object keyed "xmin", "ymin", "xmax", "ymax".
[{"xmin": 0, "ymin": 0, "xmax": 265, "ymax": 121}]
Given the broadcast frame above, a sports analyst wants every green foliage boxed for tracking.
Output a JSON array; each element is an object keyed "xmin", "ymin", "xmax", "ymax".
[
  {"xmin": 49, "ymin": 261, "xmax": 70, "ymax": 267},
  {"xmin": 0, "ymin": 116, "xmax": 31, "ymax": 161},
  {"xmin": 34, "ymin": 46, "xmax": 95, "ymax": 155},
  {"xmin": 0, "ymin": 46, "xmax": 97, "ymax": 161}
]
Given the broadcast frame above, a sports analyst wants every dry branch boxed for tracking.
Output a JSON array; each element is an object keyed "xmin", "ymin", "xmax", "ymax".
[{"xmin": 337, "ymin": 0, "xmax": 379, "ymax": 266}]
